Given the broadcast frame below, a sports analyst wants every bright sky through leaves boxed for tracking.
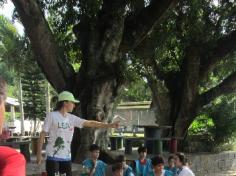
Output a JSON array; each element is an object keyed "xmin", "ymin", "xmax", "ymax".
[{"xmin": 0, "ymin": 0, "xmax": 24, "ymax": 35}]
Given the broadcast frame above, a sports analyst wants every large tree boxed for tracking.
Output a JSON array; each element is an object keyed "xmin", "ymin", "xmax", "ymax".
[
  {"xmin": 8, "ymin": 0, "xmax": 178, "ymax": 161},
  {"xmin": 132, "ymin": 0, "xmax": 236, "ymax": 137},
  {"xmin": 21, "ymin": 57, "xmax": 46, "ymax": 134}
]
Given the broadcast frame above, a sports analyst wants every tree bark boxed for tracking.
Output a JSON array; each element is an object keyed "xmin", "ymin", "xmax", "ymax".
[
  {"xmin": 121, "ymin": 0, "xmax": 178, "ymax": 51},
  {"xmin": 200, "ymin": 30, "xmax": 236, "ymax": 80},
  {"xmin": 148, "ymin": 77, "xmax": 171, "ymax": 125},
  {"xmin": 71, "ymin": 1, "xmax": 127, "ymax": 162},
  {"xmin": 199, "ymin": 71, "xmax": 236, "ymax": 107},
  {"xmin": 148, "ymin": 46, "xmax": 201, "ymax": 137},
  {"xmin": 73, "ymin": 77, "xmax": 123, "ymax": 163},
  {"xmin": 172, "ymin": 47, "xmax": 200, "ymax": 137},
  {"xmin": 11, "ymin": 0, "xmax": 75, "ymax": 91}
]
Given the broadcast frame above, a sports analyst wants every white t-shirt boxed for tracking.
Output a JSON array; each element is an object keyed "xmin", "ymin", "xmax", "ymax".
[
  {"xmin": 42, "ymin": 111, "xmax": 85, "ymax": 160},
  {"xmin": 177, "ymin": 166, "xmax": 195, "ymax": 176}
]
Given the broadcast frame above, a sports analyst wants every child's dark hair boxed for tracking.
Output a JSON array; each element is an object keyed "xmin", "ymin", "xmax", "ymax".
[
  {"xmin": 89, "ymin": 144, "xmax": 100, "ymax": 151},
  {"xmin": 168, "ymin": 155, "xmax": 175, "ymax": 162},
  {"xmin": 115, "ymin": 155, "xmax": 125, "ymax": 162},
  {"xmin": 175, "ymin": 153, "xmax": 186, "ymax": 165},
  {"xmin": 138, "ymin": 146, "xmax": 147, "ymax": 153},
  {"xmin": 151, "ymin": 155, "xmax": 164, "ymax": 166},
  {"xmin": 112, "ymin": 162, "xmax": 123, "ymax": 172},
  {"xmin": 54, "ymin": 101, "xmax": 64, "ymax": 111}
]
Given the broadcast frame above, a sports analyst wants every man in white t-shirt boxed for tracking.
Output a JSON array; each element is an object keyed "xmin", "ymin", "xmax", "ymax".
[
  {"xmin": 174, "ymin": 153, "xmax": 195, "ymax": 176},
  {"xmin": 37, "ymin": 91, "xmax": 120, "ymax": 176}
]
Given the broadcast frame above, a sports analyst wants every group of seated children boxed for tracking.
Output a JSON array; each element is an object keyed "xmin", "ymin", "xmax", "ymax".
[{"xmin": 81, "ymin": 144, "xmax": 195, "ymax": 176}]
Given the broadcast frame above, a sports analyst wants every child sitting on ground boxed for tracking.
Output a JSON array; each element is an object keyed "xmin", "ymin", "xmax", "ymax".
[
  {"xmin": 105, "ymin": 154, "xmax": 134, "ymax": 176},
  {"xmin": 151, "ymin": 155, "xmax": 173, "ymax": 176},
  {"xmin": 116, "ymin": 155, "xmax": 134, "ymax": 176},
  {"xmin": 112, "ymin": 163, "xmax": 123, "ymax": 176},
  {"xmin": 174, "ymin": 153, "xmax": 195, "ymax": 176},
  {"xmin": 130, "ymin": 146, "xmax": 153, "ymax": 175},
  {"xmin": 164, "ymin": 155, "xmax": 177, "ymax": 174},
  {"xmin": 82, "ymin": 144, "xmax": 107, "ymax": 176}
]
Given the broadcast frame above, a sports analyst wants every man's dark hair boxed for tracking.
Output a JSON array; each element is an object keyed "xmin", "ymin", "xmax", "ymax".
[
  {"xmin": 0, "ymin": 76, "xmax": 7, "ymax": 104},
  {"xmin": 112, "ymin": 162, "xmax": 123, "ymax": 172},
  {"xmin": 54, "ymin": 101, "xmax": 64, "ymax": 111},
  {"xmin": 151, "ymin": 155, "xmax": 164, "ymax": 166},
  {"xmin": 137, "ymin": 146, "xmax": 147, "ymax": 154},
  {"xmin": 89, "ymin": 144, "xmax": 100, "ymax": 151},
  {"xmin": 52, "ymin": 95, "xmax": 72, "ymax": 111},
  {"xmin": 175, "ymin": 153, "xmax": 186, "ymax": 165},
  {"xmin": 115, "ymin": 155, "xmax": 125, "ymax": 162}
]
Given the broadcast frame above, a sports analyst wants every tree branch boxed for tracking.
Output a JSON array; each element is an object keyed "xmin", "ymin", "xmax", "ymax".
[
  {"xmin": 12, "ymin": 0, "xmax": 75, "ymax": 91},
  {"xmin": 200, "ymin": 30, "xmax": 236, "ymax": 80},
  {"xmin": 199, "ymin": 71, "xmax": 236, "ymax": 107},
  {"xmin": 120, "ymin": 0, "xmax": 178, "ymax": 51},
  {"xmin": 73, "ymin": 0, "xmax": 127, "ymax": 66},
  {"xmin": 95, "ymin": 0, "xmax": 127, "ymax": 63},
  {"xmin": 176, "ymin": 46, "xmax": 200, "ymax": 109}
]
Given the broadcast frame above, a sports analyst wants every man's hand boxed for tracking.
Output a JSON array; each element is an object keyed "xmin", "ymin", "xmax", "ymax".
[
  {"xmin": 110, "ymin": 120, "xmax": 120, "ymax": 128},
  {"xmin": 92, "ymin": 160, "xmax": 97, "ymax": 168},
  {"xmin": 89, "ymin": 160, "xmax": 97, "ymax": 176}
]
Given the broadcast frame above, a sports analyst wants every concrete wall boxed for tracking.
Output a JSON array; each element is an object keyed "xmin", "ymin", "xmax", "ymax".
[{"xmin": 187, "ymin": 152, "xmax": 236, "ymax": 176}]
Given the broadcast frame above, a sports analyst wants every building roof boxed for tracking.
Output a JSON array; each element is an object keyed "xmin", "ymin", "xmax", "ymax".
[
  {"xmin": 117, "ymin": 101, "xmax": 151, "ymax": 109},
  {"xmin": 6, "ymin": 97, "xmax": 19, "ymax": 106}
]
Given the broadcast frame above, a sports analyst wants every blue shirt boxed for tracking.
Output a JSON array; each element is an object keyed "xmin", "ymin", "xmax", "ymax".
[
  {"xmin": 82, "ymin": 159, "xmax": 107, "ymax": 176},
  {"xmin": 124, "ymin": 165, "xmax": 135, "ymax": 176},
  {"xmin": 134, "ymin": 159, "xmax": 153, "ymax": 176},
  {"xmin": 164, "ymin": 166, "xmax": 177, "ymax": 175}
]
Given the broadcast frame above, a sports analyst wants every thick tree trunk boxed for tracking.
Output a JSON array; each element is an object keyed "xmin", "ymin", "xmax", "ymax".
[
  {"xmin": 71, "ymin": 1, "xmax": 127, "ymax": 162},
  {"xmin": 72, "ymin": 76, "xmax": 123, "ymax": 163},
  {"xmin": 148, "ymin": 79, "xmax": 171, "ymax": 125},
  {"xmin": 151, "ymin": 47, "xmax": 201, "ymax": 137},
  {"xmin": 173, "ymin": 49, "xmax": 200, "ymax": 137}
]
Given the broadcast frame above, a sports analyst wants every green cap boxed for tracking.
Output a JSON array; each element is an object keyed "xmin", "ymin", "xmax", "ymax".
[{"xmin": 58, "ymin": 91, "xmax": 80, "ymax": 103}]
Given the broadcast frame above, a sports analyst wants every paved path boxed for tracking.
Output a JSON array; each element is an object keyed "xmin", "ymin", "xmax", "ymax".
[
  {"xmin": 27, "ymin": 154, "xmax": 84, "ymax": 176},
  {"xmin": 26, "ymin": 149, "xmax": 236, "ymax": 176}
]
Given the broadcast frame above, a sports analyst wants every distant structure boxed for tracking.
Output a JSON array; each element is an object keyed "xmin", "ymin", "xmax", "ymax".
[
  {"xmin": 113, "ymin": 101, "xmax": 156, "ymax": 131},
  {"xmin": 5, "ymin": 97, "xmax": 20, "ymax": 121},
  {"xmin": 5, "ymin": 97, "xmax": 42, "ymax": 134}
]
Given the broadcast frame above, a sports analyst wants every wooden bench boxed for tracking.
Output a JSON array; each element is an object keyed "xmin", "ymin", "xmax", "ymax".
[
  {"xmin": 6, "ymin": 136, "xmax": 31, "ymax": 142},
  {"xmin": 124, "ymin": 137, "xmax": 145, "ymax": 154},
  {"xmin": 109, "ymin": 136, "xmax": 123, "ymax": 150},
  {"xmin": 136, "ymin": 125, "xmax": 172, "ymax": 154}
]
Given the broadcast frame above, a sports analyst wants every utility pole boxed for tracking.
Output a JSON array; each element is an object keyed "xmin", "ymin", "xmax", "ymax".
[
  {"xmin": 45, "ymin": 82, "xmax": 50, "ymax": 115},
  {"xmin": 19, "ymin": 77, "xmax": 25, "ymax": 135}
]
